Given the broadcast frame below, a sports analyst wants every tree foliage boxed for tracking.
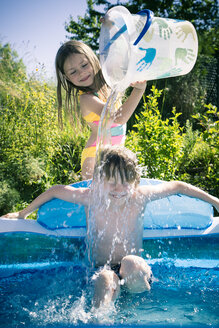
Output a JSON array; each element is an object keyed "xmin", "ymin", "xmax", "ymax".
[
  {"xmin": 0, "ymin": 43, "xmax": 26, "ymax": 82},
  {"xmin": 65, "ymin": 0, "xmax": 103, "ymax": 51},
  {"xmin": 177, "ymin": 103, "xmax": 219, "ymax": 197},
  {"xmin": 65, "ymin": 0, "xmax": 218, "ymax": 125},
  {"xmin": 65, "ymin": 0, "xmax": 218, "ymax": 55}
]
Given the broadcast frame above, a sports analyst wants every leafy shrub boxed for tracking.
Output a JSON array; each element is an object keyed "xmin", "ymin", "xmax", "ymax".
[
  {"xmin": 126, "ymin": 86, "xmax": 218, "ymax": 200},
  {"xmin": 0, "ymin": 43, "xmax": 89, "ymax": 214},
  {"xmin": 0, "ymin": 180, "xmax": 21, "ymax": 215},
  {"xmin": 126, "ymin": 86, "xmax": 184, "ymax": 180},
  {"xmin": 49, "ymin": 128, "xmax": 89, "ymax": 185},
  {"xmin": 1, "ymin": 153, "xmax": 47, "ymax": 198},
  {"xmin": 178, "ymin": 104, "xmax": 219, "ymax": 196}
]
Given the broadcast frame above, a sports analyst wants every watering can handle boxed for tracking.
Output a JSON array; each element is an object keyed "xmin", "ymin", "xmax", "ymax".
[
  {"xmin": 133, "ymin": 9, "xmax": 154, "ymax": 46},
  {"xmin": 101, "ymin": 9, "xmax": 154, "ymax": 53}
]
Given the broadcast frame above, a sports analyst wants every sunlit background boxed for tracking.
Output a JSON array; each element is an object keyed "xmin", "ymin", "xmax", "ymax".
[{"xmin": 0, "ymin": 0, "xmax": 88, "ymax": 80}]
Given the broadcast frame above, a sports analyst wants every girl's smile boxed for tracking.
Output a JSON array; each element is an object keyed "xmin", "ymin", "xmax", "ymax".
[{"xmin": 80, "ymin": 74, "xmax": 90, "ymax": 82}]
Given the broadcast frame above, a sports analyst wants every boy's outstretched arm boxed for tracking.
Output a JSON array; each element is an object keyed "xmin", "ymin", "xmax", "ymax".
[
  {"xmin": 2, "ymin": 185, "xmax": 90, "ymax": 220},
  {"xmin": 139, "ymin": 181, "xmax": 219, "ymax": 212}
]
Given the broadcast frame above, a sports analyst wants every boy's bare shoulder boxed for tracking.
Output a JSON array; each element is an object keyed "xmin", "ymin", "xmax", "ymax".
[
  {"xmin": 136, "ymin": 182, "xmax": 171, "ymax": 195},
  {"xmin": 133, "ymin": 186, "xmax": 151, "ymax": 205},
  {"xmin": 70, "ymin": 185, "xmax": 91, "ymax": 196},
  {"xmin": 135, "ymin": 183, "xmax": 166, "ymax": 203},
  {"xmin": 136, "ymin": 185, "xmax": 151, "ymax": 196},
  {"xmin": 61, "ymin": 185, "xmax": 91, "ymax": 206}
]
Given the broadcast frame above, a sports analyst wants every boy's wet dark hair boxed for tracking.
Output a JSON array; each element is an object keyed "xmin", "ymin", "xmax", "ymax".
[{"xmin": 95, "ymin": 146, "xmax": 141, "ymax": 186}]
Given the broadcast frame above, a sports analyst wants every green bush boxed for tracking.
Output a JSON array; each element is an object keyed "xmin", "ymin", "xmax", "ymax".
[
  {"xmin": 178, "ymin": 104, "xmax": 219, "ymax": 196},
  {"xmin": 0, "ymin": 153, "xmax": 47, "ymax": 199},
  {"xmin": 48, "ymin": 128, "xmax": 89, "ymax": 185},
  {"xmin": 126, "ymin": 86, "xmax": 184, "ymax": 180},
  {"xmin": 0, "ymin": 43, "xmax": 89, "ymax": 214},
  {"xmin": 126, "ymin": 87, "xmax": 218, "ymax": 199},
  {"xmin": 0, "ymin": 76, "xmax": 89, "ymax": 213},
  {"xmin": 0, "ymin": 181, "xmax": 21, "ymax": 215}
]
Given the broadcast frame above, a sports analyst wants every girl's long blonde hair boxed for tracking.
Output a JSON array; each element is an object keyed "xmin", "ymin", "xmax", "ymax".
[{"xmin": 55, "ymin": 40, "xmax": 110, "ymax": 128}]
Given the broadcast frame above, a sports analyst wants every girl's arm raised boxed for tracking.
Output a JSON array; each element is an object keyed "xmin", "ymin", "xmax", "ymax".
[
  {"xmin": 139, "ymin": 181, "xmax": 219, "ymax": 212},
  {"xmin": 2, "ymin": 185, "xmax": 90, "ymax": 219},
  {"xmin": 79, "ymin": 81, "xmax": 146, "ymax": 123},
  {"xmin": 113, "ymin": 81, "xmax": 147, "ymax": 124}
]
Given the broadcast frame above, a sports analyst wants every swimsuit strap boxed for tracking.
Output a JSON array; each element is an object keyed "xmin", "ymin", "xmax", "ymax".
[
  {"xmin": 79, "ymin": 90, "xmax": 106, "ymax": 102},
  {"xmin": 80, "ymin": 91, "xmax": 123, "ymax": 129}
]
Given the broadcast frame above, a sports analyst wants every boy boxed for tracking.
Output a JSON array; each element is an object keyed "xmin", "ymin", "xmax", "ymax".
[{"xmin": 3, "ymin": 146, "xmax": 219, "ymax": 307}]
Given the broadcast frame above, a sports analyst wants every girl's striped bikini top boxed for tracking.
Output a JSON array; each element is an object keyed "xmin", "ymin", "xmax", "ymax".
[{"xmin": 79, "ymin": 91, "xmax": 126, "ymax": 145}]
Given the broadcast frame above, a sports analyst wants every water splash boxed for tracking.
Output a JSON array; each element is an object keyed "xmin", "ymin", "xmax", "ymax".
[{"xmin": 85, "ymin": 88, "xmax": 129, "ymax": 268}]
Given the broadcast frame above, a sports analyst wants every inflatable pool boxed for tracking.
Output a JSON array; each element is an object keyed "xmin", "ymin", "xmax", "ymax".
[
  {"xmin": 1, "ymin": 179, "xmax": 219, "ymax": 327},
  {"xmin": 1, "ymin": 178, "xmax": 218, "ymax": 239}
]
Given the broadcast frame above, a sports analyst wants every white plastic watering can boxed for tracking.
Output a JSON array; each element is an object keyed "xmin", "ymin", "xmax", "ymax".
[{"xmin": 99, "ymin": 6, "xmax": 198, "ymax": 91}]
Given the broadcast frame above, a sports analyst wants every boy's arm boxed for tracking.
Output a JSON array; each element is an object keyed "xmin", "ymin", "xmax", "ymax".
[
  {"xmin": 2, "ymin": 185, "xmax": 90, "ymax": 219},
  {"xmin": 139, "ymin": 181, "xmax": 219, "ymax": 212}
]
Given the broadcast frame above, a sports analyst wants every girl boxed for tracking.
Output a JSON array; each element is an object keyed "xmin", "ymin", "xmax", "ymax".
[{"xmin": 55, "ymin": 40, "xmax": 146, "ymax": 179}]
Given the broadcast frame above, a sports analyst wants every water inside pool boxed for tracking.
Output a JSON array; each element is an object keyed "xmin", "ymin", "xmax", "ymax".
[{"xmin": 0, "ymin": 233, "xmax": 218, "ymax": 327}]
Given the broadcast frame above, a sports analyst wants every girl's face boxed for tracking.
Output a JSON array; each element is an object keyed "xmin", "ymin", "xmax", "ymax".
[{"xmin": 64, "ymin": 53, "xmax": 94, "ymax": 87}]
